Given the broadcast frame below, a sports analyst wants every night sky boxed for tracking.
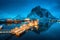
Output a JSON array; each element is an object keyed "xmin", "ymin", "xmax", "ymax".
[
  {"xmin": 0, "ymin": 0, "xmax": 60, "ymax": 40},
  {"xmin": 0, "ymin": 0, "xmax": 60, "ymax": 18}
]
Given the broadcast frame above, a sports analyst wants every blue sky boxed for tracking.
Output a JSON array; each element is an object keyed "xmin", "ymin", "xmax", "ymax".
[{"xmin": 0, "ymin": 0, "xmax": 60, "ymax": 18}]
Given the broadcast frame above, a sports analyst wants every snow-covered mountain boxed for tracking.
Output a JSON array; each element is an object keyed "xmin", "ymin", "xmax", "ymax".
[
  {"xmin": 13, "ymin": 15, "xmax": 25, "ymax": 20},
  {"xmin": 27, "ymin": 6, "xmax": 58, "ymax": 32}
]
